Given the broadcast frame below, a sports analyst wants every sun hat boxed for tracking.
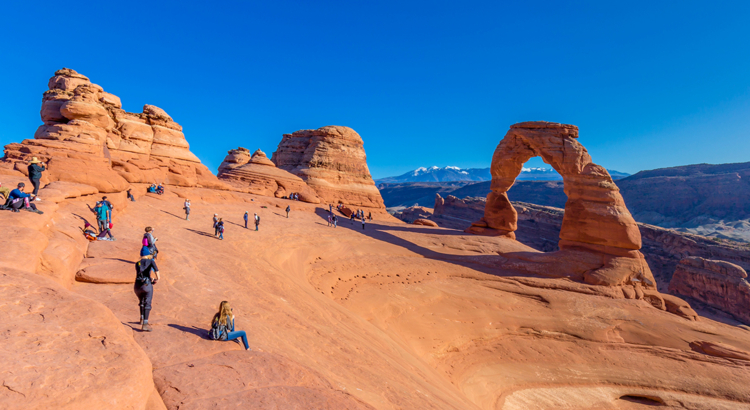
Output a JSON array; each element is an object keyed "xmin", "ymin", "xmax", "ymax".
[{"xmin": 29, "ymin": 157, "xmax": 41, "ymax": 164}]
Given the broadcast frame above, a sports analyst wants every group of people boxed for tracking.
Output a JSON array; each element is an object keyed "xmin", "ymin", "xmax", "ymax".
[
  {"xmin": 327, "ymin": 212, "xmax": 338, "ymax": 227},
  {"xmin": 82, "ymin": 196, "xmax": 116, "ymax": 240},
  {"xmin": 0, "ymin": 157, "xmax": 46, "ymax": 214},
  {"xmin": 147, "ymin": 184, "xmax": 164, "ymax": 195},
  {"xmin": 286, "ymin": 192, "xmax": 300, "ymax": 201},
  {"xmin": 243, "ymin": 211, "xmax": 260, "ymax": 230}
]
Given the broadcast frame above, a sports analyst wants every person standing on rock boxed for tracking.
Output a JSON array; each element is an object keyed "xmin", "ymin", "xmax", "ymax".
[
  {"xmin": 217, "ymin": 218, "xmax": 225, "ymax": 240},
  {"xmin": 144, "ymin": 227, "xmax": 158, "ymax": 259},
  {"xmin": 134, "ymin": 246, "xmax": 160, "ymax": 332},
  {"xmin": 332, "ymin": 214, "xmax": 338, "ymax": 228},
  {"xmin": 350, "ymin": 212, "xmax": 355, "ymax": 225},
  {"xmin": 327, "ymin": 214, "xmax": 332, "ymax": 227},
  {"xmin": 244, "ymin": 211, "xmax": 249, "ymax": 229},
  {"xmin": 362, "ymin": 217, "xmax": 366, "ymax": 230},
  {"xmin": 286, "ymin": 205, "xmax": 290, "ymax": 218},
  {"xmin": 209, "ymin": 301, "xmax": 250, "ymax": 350},
  {"xmin": 27, "ymin": 157, "xmax": 46, "ymax": 199},
  {"xmin": 254, "ymin": 213, "xmax": 260, "ymax": 231},
  {"xmin": 368, "ymin": 211, "xmax": 372, "ymax": 221},
  {"xmin": 127, "ymin": 189, "xmax": 135, "ymax": 202},
  {"xmin": 101, "ymin": 196, "xmax": 113, "ymax": 225},
  {"xmin": 184, "ymin": 199, "xmax": 191, "ymax": 221},
  {"xmin": 213, "ymin": 214, "xmax": 219, "ymax": 237}
]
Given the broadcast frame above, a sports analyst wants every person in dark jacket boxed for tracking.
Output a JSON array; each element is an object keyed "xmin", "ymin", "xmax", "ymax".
[
  {"xmin": 134, "ymin": 246, "xmax": 160, "ymax": 332},
  {"xmin": 244, "ymin": 211, "xmax": 249, "ymax": 229},
  {"xmin": 127, "ymin": 189, "xmax": 135, "ymax": 202},
  {"xmin": 286, "ymin": 205, "xmax": 290, "ymax": 218},
  {"xmin": 27, "ymin": 157, "xmax": 46, "ymax": 198}
]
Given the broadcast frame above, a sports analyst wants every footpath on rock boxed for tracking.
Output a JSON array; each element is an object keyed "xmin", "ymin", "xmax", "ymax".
[{"xmin": 2, "ymin": 70, "xmax": 750, "ymax": 410}]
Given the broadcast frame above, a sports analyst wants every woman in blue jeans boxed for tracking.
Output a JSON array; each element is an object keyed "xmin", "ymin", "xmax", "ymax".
[{"xmin": 210, "ymin": 301, "xmax": 250, "ymax": 350}]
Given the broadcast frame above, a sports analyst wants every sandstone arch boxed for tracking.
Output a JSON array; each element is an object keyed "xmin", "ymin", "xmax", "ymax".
[{"xmin": 468, "ymin": 122, "xmax": 656, "ymax": 288}]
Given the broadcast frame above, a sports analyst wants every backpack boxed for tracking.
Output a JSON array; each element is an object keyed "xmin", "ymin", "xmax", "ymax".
[
  {"xmin": 209, "ymin": 319, "xmax": 228, "ymax": 341},
  {"xmin": 255, "ymin": 216, "xmax": 260, "ymax": 224},
  {"xmin": 142, "ymin": 236, "xmax": 149, "ymax": 247}
]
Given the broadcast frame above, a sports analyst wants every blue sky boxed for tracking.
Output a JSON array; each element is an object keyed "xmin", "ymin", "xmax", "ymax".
[{"xmin": 1, "ymin": 1, "xmax": 749, "ymax": 179}]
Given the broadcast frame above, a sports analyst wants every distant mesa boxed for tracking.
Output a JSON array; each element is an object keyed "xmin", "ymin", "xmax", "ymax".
[
  {"xmin": 217, "ymin": 148, "xmax": 320, "ymax": 203},
  {"xmin": 1, "ymin": 68, "xmax": 226, "ymax": 192},
  {"xmin": 272, "ymin": 126, "xmax": 385, "ymax": 209},
  {"xmin": 375, "ymin": 165, "xmax": 629, "ymax": 184}
]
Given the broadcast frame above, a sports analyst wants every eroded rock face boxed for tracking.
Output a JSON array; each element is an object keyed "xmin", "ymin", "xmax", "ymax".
[
  {"xmin": 467, "ymin": 122, "xmax": 654, "ymax": 288},
  {"xmin": 2, "ymin": 68, "xmax": 225, "ymax": 191},
  {"xmin": 670, "ymin": 257, "xmax": 750, "ymax": 324},
  {"xmin": 271, "ymin": 126, "xmax": 385, "ymax": 209},
  {"xmin": 218, "ymin": 148, "xmax": 320, "ymax": 203}
]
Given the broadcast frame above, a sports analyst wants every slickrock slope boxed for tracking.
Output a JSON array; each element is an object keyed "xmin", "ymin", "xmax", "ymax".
[
  {"xmin": 271, "ymin": 126, "xmax": 385, "ymax": 210},
  {"xmin": 468, "ymin": 122, "xmax": 653, "ymax": 288},
  {"xmin": 1, "ymin": 68, "xmax": 225, "ymax": 191},
  {"xmin": 217, "ymin": 148, "xmax": 320, "ymax": 203},
  {"xmin": 670, "ymin": 257, "xmax": 750, "ymax": 324}
]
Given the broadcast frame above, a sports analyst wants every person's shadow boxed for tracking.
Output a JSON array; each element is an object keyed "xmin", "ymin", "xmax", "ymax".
[
  {"xmin": 185, "ymin": 228, "xmax": 216, "ymax": 238},
  {"xmin": 168, "ymin": 324, "xmax": 210, "ymax": 339},
  {"xmin": 161, "ymin": 210, "xmax": 185, "ymax": 220}
]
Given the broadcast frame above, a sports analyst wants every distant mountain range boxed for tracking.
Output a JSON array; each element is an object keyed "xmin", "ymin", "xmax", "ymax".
[{"xmin": 375, "ymin": 166, "xmax": 629, "ymax": 184}]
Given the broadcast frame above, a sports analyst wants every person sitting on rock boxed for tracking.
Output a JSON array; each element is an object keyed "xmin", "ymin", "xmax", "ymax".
[
  {"xmin": 147, "ymin": 184, "xmax": 157, "ymax": 193},
  {"xmin": 96, "ymin": 227, "xmax": 115, "ymax": 241},
  {"xmin": 127, "ymin": 189, "xmax": 135, "ymax": 202},
  {"xmin": 208, "ymin": 301, "xmax": 250, "ymax": 350},
  {"xmin": 8, "ymin": 183, "xmax": 43, "ymax": 214},
  {"xmin": 156, "ymin": 184, "xmax": 164, "ymax": 195},
  {"xmin": 134, "ymin": 246, "xmax": 160, "ymax": 332}
]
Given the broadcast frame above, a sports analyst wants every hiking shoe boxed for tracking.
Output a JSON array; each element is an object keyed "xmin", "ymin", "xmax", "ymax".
[
  {"xmin": 34, "ymin": 197, "xmax": 41, "ymax": 201},
  {"xmin": 142, "ymin": 323, "xmax": 152, "ymax": 332}
]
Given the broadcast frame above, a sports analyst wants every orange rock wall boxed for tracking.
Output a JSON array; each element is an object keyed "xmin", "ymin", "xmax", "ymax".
[{"xmin": 271, "ymin": 126, "xmax": 385, "ymax": 210}]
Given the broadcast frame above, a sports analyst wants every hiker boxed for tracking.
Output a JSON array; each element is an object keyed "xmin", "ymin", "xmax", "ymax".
[
  {"xmin": 329, "ymin": 204, "xmax": 332, "ymax": 213},
  {"xmin": 362, "ymin": 217, "xmax": 366, "ymax": 230},
  {"xmin": 350, "ymin": 212, "xmax": 355, "ymax": 224},
  {"xmin": 8, "ymin": 183, "xmax": 43, "ymax": 214},
  {"xmin": 134, "ymin": 246, "xmax": 160, "ymax": 332},
  {"xmin": 90, "ymin": 201, "xmax": 109, "ymax": 233},
  {"xmin": 327, "ymin": 214, "xmax": 332, "ymax": 227},
  {"xmin": 127, "ymin": 189, "xmax": 135, "ymax": 202},
  {"xmin": 286, "ymin": 205, "xmax": 290, "ymax": 218},
  {"xmin": 368, "ymin": 211, "xmax": 372, "ymax": 221},
  {"xmin": 147, "ymin": 184, "xmax": 157, "ymax": 193},
  {"xmin": 101, "ymin": 196, "xmax": 114, "ymax": 224},
  {"xmin": 143, "ymin": 227, "xmax": 158, "ymax": 259},
  {"xmin": 217, "ymin": 218, "xmax": 225, "ymax": 240},
  {"xmin": 213, "ymin": 214, "xmax": 219, "ymax": 237},
  {"xmin": 254, "ymin": 213, "xmax": 260, "ymax": 231},
  {"xmin": 209, "ymin": 301, "xmax": 250, "ymax": 350},
  {"xmin": 184, "ymin": 199, "xmax": 191, "ymax": 221},
  {"xmin": 156, "ymin": 184, "xmax": 164, "ymax": 195},
  {"xmin": 332, "ymin": 214, "xmax": 338, "ymax": 228},
  {"xmin": 244, "ymin": 211, "xmax": 249, "ymax": 229},
  {"xmin": 27, "ymin": 157, "xmax": 46, "ymax": 198}
]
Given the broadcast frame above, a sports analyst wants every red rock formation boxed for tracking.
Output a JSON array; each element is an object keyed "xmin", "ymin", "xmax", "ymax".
[
  {"xmin": 2, "ymin": 68, "xmax": 225, "ymax": 192},
  {"xmin": 413, "ymin": 218, "xmax": 439, "ymax": 227},
  {"xmin": 393, "ymin": 206, "xmax": 433, "ymax": 224},
  {"xmin": 218, "ymin": 148, "xmax": 320, "ymax": 203},
  {"xmin": 467, "ymin": 122, "xmax": 653, "ymax": 288},
  {"xmin": 669, "ymin": 257, "xmax": 750, "ymax": 324},
  {"xmin": 271, "ymin": 126, "xmax": 385, "ymax": 210}
]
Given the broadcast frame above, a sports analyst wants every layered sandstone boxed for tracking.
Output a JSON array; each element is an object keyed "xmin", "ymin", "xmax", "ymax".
[
  {"xmin": 2, "ymin": 68, "xmax": 225, "ymax": 191},
  {"xmin": 670, "ymin": 257, "xmax": 750, "ymax": 324},
  {"xmin": 271, "ymin": 126, "xmax": 385, "ymax": 209},
  {"xmin": 218, "ymin": 148, "xmax": 320, "ymax": 203},
  {"xmin": 467, "ymin": 122, "xmax": 653, "ymax": 288}
]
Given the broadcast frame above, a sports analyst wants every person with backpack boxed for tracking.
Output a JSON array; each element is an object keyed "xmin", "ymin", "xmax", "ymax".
[
  {"xmin": 101, "ymin": 196, "xmax": 113, "ymax": 224},
  {"xmin": 134, "ymin": 246, "xmax": 160, "ymax": 332},
  {"xmin": 213, "ymin": 214, "xmax": 219, "ymax": 237},
  {"xmin": 27, "ymin": 157, "xmax": 46, "ymax": 199},
  {"xmin": 184, "ymin": 199, "xmax": 191, "ymax": 221},
  {"xmin": 286, "ymin": 205, "xmax": 290, "ymax": 218},
  {"xmin": 254, "ymin": 213, "xmax": 260, "ymax": 231},
  {"xmin": 217, "ymin": 218, "xmax": 225, "ymax": 240},
  {"xmin": 244, "ymin": 211, "xmax": 249, "ymax": 229},
  {"xmin": 350, "ymin": 213, "xmax": 355, "ymax": 225},
  {"xmin": 332, "ymin": 214, "xmax": 337, "ymax": 228},
  {"xmin": 127, "ymin": 189, "xmax": 135, "ymax": 202},
  {"xmin": 361, "ymin": 217, "xmax": 366, "ymax": 230},
  {"xmin": 89, "ymin": 201, "xmax": 109, "ymax": 232},
  {"xmin": 209, "ymin": 301, "xmax": 250, "ymax": 350},
  {"xmin": 143, "ymin": 227, "xmax": 158, "ymax": 259}
]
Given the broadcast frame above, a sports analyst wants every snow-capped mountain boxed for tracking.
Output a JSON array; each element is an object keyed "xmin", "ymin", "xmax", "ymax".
[{"xmin": 375, "ymin": 166, "xmax": 629, "ymax": 183}]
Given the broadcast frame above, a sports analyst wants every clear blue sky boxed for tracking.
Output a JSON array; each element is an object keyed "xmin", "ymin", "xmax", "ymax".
[{"xmin": 2, "ymin": 1, "xmax": 749, "ymax": 179}]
